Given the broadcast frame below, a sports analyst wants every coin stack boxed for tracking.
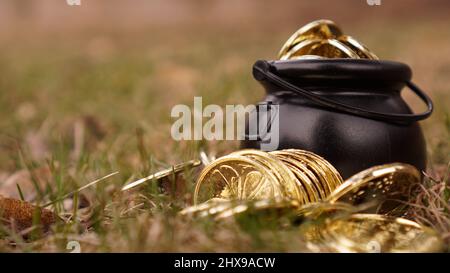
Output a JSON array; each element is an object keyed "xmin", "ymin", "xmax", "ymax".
[
  {"xmin": 278, "ymin": 19, "xmax": 378, "ymax": 60},
  {"xmin": 193, "ymin": 149, "xmax": 343, "ymax": 205},
  {"xmin": 192, "ymin": 149, "xmax": 419, "ymax": 213}
]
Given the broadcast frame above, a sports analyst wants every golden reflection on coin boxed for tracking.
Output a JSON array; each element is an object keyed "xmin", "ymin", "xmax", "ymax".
[
  {"xmin": 296, "ymin": 201, "xmax": 356, "ymax": 219},
  {"xmin": 270, "ymin": 152, "xmax": 321, "ymax": 202},
  {"xmin": 280, "ymin": 39, "xmax": 322, "ymax": 60},
  {"xmin": 289, "ymin": 55, "xmax": 325, "ymax": 60},
  {"xmin": 230, "ymin": 150, "xmax": 307, "ymax": 204},
  {"xmin": 303, "ymin": 214, "xmax": 444, "ymax": 253},
  {"xmin": 327, "ymin": 163, "xmax": 421, "ymax": 215},
  {"xmin": 278, "ymin": 19, "xmax": 378, "ymax": 60},
  {"xmin": 193, "ymin": 155, "xmax": 283, "ymax": 205},
  {"xmin": 278, "ymin": 19, "xmax": 343, "ymax": 59},
  {"xmin": 274, "ymin": 149, "xmax": 343, "ymax": 195},
  {"xmin": 319, "ymin": 39, "xmax": 360, "ymax": 58},
  {"xmin": 271, "ymin": 151, "xmax": 328, "ymax": 199},
  {"xmin": 180, "ymin": 198, "xmax": 234, "ymax": 218},
  {"xmin": 180, "ymin": 198, "xmax": 355, "ymax": 224},
  {"xmin": 282, "ymin": 39, "xmax": 360, "ymax": 60},
  {"xmin": 338, "ymin": 35, "xmax": 379, "ymax": 60},
  {"xmin": 180, "ymin": 198, "xmax": 301, "ymax": 221},
  {"xmin": 215, "ymin": 199, "xmax": 300, "ymax": 220}
]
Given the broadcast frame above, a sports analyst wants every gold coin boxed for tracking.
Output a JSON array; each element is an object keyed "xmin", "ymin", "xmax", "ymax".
[
  {"xmin": 278, "ymin": 20, "xmax": 379, "ymax": 60},
  {"xmin": 317, "ymin": 39, "xmax": 361, "ymax": 58},
  {"xmin": 278, "ymin": 19, "xmax": 343, "ymax": 59},
  {"xmin": 230, "ymin": 150, "xmax": 307, "ymax": 204},
  {"xmin": 276, "ymin": 156, "xmax": 320, "ymax": 203},
  {"xmin": 277, "ymin": 150, "xmax": 343, "ymax": 196},
  {"xmin": 271, "ymin": 152, "xmax": 322, "ymax": 202},
  {"xmin": 193, "ymin": 155, "xmax": 283, "ymax": 205},
  {"xmin": 296, "ymin": 201, "xmax": 355, "ymax": 219},
  {"xmin": 281, "ymin": 38, "xmax": 360, "ymax": 60},
  {"xmin": 271, "ymin": 150, "xmax": 329, "ymax": 199},
  {"xmin": 280, "ymin": 39, "xmax": 322, "ymax": 60},
  {"xmin": 181, "ymin": 198, "xmax": 301, "ymax": 221},
  {"xmin": 181, "ymin": 198, "xmax": 353, "ymax": 223},
  {"xmin": 214, "ymin": 198, "xmax": 301, "ymax": 220},
  {"xmin": 179, "ymin": 198, "xmax": 230, "ymax": 218},
  {"xmin": 280, "ymin": 152, "xmax": 334, "ymax": 196},
  {"xmin": 303, "ymin": 214, "xmax": 444, "ymax": 253},
  {"xmin": 287, "ymin": 149, "xmax": 343, "ymax": 190},
  {"xmin": 338, "ymin": 35, "xmax": 379, "ymax": 60},
  {"xmin": 288, "ymin": 55, "xmax": 326, "ymax": 60},
  {"xmin": 327, "ymin": 163, "xmax": 421, "ymax": 215}
]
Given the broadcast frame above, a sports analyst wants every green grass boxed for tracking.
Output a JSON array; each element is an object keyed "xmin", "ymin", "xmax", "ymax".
[{"xmin": 0, "ymin": 20, "xmax": 449, "ymax": 252}]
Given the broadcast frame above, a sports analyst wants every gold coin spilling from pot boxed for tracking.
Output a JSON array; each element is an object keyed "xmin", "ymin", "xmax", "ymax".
[
  {"xmin": 128, "ymin": 20, "xmax": 440, "ymax": 252},
  {"xmin": 191, "ymin": 149, "xmax": 417, "ymax": 215},
  {"xmin": 278, "ymin": 19, "xmax": 379, "ymax": 60},
  {"xmin": 178, "ymin": 148, "xmax": 443, "ymax": 252},
  {"xmin": 193, "ymin": 149, "xmax": 343, "ymax": 206}
]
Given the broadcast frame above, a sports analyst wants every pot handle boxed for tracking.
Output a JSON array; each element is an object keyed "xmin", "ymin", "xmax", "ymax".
[{"xmin": 253, "ymin": 60, "xmax": 433, "ymax": 124}]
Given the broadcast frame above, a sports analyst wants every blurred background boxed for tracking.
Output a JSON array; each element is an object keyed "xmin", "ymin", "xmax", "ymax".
[{"xmin": 0, "ymin": 0, "xmax": 449, "ymax": 180}]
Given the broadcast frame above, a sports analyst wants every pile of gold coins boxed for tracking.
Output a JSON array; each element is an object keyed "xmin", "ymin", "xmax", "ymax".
[
  {"xmin": 180, "ymin": 148, "xmax": 443, "ymax": 252},
  {"xmin": 187, "ymin": 149, "xmax": 420, "ymax": 212},
  {"xmin": 278, "ymin": 19, "xmax": 378, "ymax": 60},
  {"xmin": 302, "ymin": 214, "xmax": 443, "ymax": 253},
  {"xmin": 193, "ymin": 149, "xmax": 343, "ymax": 205}
]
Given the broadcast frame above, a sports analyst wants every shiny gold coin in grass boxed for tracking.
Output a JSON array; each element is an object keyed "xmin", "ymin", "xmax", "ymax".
[
  {"xmin": 303, "ymin": 214, "xmax": 444, "ymax": 253},
  {"xmin": 229, "ymin": 150, "xmax": 307, "ymax": 204},
  {"xmin": 180, "ymin": 198, "xmax": 354, "ymax": 223},
  {"xmin": 179, "ymin": 198, "xmax": 233, "ymax": 218},
  {"xmin": 214, "ymin": 199, "xmax": 301, "ymax": 221},
  {"xmin": 180, "ymin": 198, "xmax": 301, "ymax": 220},
  {"xmin": 327, "ymin": 163, "xmax": 421, "ymax": 215},
  {"xmin": 193, "ymin": 155, "xmax": 285, "ymax": 205},
  {"xmin": 278, "ymin": 19, "xmax": 343, "ymax": 59}
]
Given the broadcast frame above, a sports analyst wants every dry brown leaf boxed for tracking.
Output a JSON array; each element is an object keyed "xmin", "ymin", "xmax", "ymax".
[{"xmin": 0, "ymin": 196, "xmax": 55, "ymax": 233}]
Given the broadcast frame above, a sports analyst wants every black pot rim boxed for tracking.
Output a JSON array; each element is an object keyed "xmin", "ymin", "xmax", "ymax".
[{"xmin": 268, "ymin": 59, "xmax": 412, "ymax": 83}]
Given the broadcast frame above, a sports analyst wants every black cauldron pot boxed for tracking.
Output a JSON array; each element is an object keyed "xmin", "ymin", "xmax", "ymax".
[{"xmin": 242, "ymin": 59, "xmax": 433, "ymax": 179}]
